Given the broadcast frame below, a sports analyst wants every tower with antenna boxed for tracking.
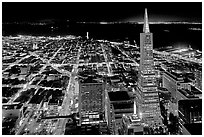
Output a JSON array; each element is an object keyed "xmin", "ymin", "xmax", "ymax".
[{"xmin": 86, "ymin": 32, "xmax": 89, "ymax": 39}]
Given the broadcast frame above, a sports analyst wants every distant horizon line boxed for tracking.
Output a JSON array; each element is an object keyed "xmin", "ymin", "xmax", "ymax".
[
  {"xmin": 77, "ymin": 21, "xmax": 202, "ymax": 25},
  {"xmin": 3, "ymin": 21, "xmax": 202, "ymax": 25}
]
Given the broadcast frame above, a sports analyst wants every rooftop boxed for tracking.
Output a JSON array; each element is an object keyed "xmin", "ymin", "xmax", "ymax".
[
  {"xmin": 184, "ymin": 123, "xmax": 202, "ymax": 135},
  {"xmin": 191, "ymin": 86, "xmax": 202, "ymax": 95},
  {"xmin": 2, "ymin": 103, "xmax": 23, "ymax": 109},
  {"xmin": 180, "ymin": 78, "xmax": 193, "ymax": 83},
  {"xmin": 178, "ymin": 86, "xmax": 202, "ymax": 99},
  {"xmin": 178, "ymin": 89, "xmax": 195, "ymax": 98},
  {"xmin": 178, "ymin": 99, "xmax": 202, "ymax": 112},
  {"xmin": 80, "ymin": 76, "xmax": 103, "ymax": 84},
  {"xmin": 158, "ymin": 87, "xmax": 168, "ymax": 92},
  {"xmin": 129, "ymin": 114, "xmax": 141, "ymax": 123},
  {"xmin": 122, "ymin": 114, "xmax": 143, "ymax": 126},
  {"xmin": 108, "ymin": 91, "xmax": 130, "ymax": 101},
  {"xmin": 113, "ymin": 103, "xmax": 133, "ymax": 109},
  {"xmin": 164, "ymin": 71, "xmax": 184, "ymax": 82}
]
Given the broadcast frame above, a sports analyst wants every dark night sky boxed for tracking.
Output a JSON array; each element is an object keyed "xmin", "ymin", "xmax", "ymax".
[{"xmin": 2, "ymin": 2, "xmax": 202, "ymax": 22}]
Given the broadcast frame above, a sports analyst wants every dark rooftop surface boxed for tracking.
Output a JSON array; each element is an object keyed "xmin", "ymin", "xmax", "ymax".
[
  {"xmin": 113, "ymin": 103, "xmax": 133, "ymax": 109},
  {"xmin": 169, "ymin": 71, "xmax": 184, "ymax": 78},
  {"xmin": 109, "ymin": 75, "xmax": 120, "ymax": 80},
  {"xmin": 177, "ymin": 89, "xmax": 195, "ymax": 98},
  {"xmin": 178, "ymin": 99, "xmax": 202, "ymax": 112},
  {"xmin": 181, "ymin": 78, "xmax": 193, "ymax": 83},
  {"xmin": 178, "ymin": 86, "xmax": 202, "ymax": 98},
  {"xmin": 48, "ymin": 98, "xmax": 59, "ymax": 104},
  {"xmin": 164, "ymin": 71, "xmax": 184, "ymax": 81},
  {"xmin": 184, "ymin": 123, "xmax": 202, "ymax": 135},
  {"xmin": 2, "ymin": 103, "xmax": 23, "ymax": 109},
  {"xmin": 191, "ymin": 86, "xmax": 202, "ymax": 94},
  {"xmin": 108, "ymin": 91, "xmax": 130, "ymax": 101},
  {"xmin": 80, "ymin": 76, "xmax": 102, "ymax": 84},
  {"xmin": 158, "ymin": 87, "xmax": 168, "ymax": 91},
  {"xmin": 29, "ymin": 95, "xmax": 43, "ymax": 104}
]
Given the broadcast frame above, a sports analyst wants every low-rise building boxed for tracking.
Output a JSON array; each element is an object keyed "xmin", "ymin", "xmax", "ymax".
[
  {"xmin": 121, "ymin": 114, "xmax": 144, "ymax": 135},
  {"xmin": 108, "ymin": 91, "xmax": 134, "ymax": 132}
]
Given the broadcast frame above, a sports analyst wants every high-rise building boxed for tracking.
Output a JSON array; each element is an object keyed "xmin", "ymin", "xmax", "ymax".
[
  {"xmin": 162, "ymin": 70, "xmax": 197, "ymax": 116},
  {"xmin": 78, "ymin": 76, "xmax": 105, "ymax": 126},
  {"xmin": 162, "ymin": 71, "xmax": 184, "ymax": 101},
  {"xmin": 135, "ymin": 8, "xmax": 162, "ymax": 126},
  {"xmin": 104, "ymin": 87, "xmax": 116, "ymax": 134},
  {"xmin": 195, "ymin": 66, "xmax": 202, "ymax": 91}
]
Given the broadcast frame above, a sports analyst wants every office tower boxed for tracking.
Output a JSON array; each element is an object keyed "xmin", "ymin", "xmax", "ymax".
[
  {"xmin": 178, "ymin": 99, "xmax": 202, "ymax": 135},
  {"xmin": 104, "ymin": 87, "xmax": 116, "ymax": 134},
  {"xmin": 135, "ymin": 8, "xmax": 162, "ymax": 126},
  {"xmin": 78, "ymin": 76, "xmax": 105, "ymax": 126},
  {"xmin": 162, "ymin": 71, "xmax": 184, "ymax": 101}
]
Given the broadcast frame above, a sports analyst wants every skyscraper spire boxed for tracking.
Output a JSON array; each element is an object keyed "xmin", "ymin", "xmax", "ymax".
[
  {"xmin": 143, "ymin": 8, "xmax": 150, "ymax": 33},
  {"xmin": 137, "ymin": 8, "xmax": 162, "ymax": 126}
]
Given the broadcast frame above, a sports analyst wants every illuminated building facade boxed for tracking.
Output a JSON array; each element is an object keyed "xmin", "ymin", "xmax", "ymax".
[
  {"xmin": 136, "ymin": 8, "xmax": 162, "ymax": 126},
  {"xmin": 195, "ymin": 67, "xmax": 202, "ymax": 91},
  {"xmin": 78, "ymin": 77, "xmax": 105, "ymax": 126},
  {"xmin": 162, "ymin": 71, "xmax": 184, "ymax": 101}
]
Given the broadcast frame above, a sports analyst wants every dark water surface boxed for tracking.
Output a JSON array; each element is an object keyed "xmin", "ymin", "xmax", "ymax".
[{"xmin": 2, "ymin": 23, "xmax": 202, "ymax": 50}]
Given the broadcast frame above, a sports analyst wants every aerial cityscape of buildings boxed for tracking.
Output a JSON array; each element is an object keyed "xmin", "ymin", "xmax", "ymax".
[{"xmin": 2, "ymin": 7, "xmax": 202, "ymax": 135}]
